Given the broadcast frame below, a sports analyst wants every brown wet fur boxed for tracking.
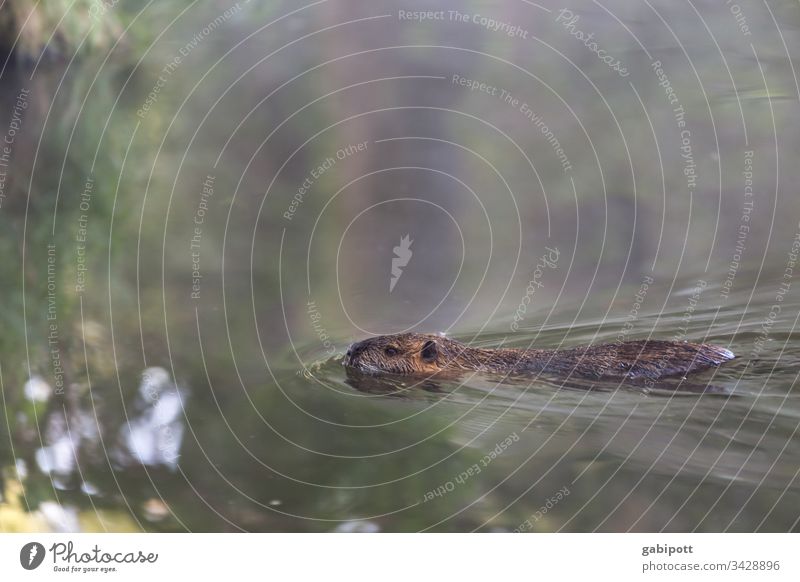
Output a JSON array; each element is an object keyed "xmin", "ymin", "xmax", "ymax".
[{"xmin": 343, "ymin": 333, "xmax": 736, "ymax": 382}]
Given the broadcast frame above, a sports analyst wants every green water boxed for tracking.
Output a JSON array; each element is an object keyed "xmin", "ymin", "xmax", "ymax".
[{"xmin": 1, "ymin": 0, "xmax": 799, "ymax": 532}]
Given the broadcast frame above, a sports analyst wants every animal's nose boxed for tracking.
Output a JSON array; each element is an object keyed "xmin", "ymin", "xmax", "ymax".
[
  {"xmin": 344, "ymin": 341, "xmax": 364, "ymax": 364},
  {"xmin": 344, "ymin": 343, "xmax": 358, "ymax": 364}
]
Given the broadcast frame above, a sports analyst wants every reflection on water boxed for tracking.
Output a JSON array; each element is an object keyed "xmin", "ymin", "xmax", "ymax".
[
  {"xmin": 1, "ymin": 0, "xmax": 800, "ymax": 532},
  {"xmin": 115, "ymin": 368, "xmax": 185, "ymax": 471},
  {"xmin": 35, "ymin": 406, "xmax": 94, "ymax": 489},
  {"xmin": 13, "ymin": 274, "xmax": 796, "ymax": 532}
]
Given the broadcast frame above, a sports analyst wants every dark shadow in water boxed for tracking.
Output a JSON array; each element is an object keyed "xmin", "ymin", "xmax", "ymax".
[
  {"xmin": 344, "ymin": 367, "xmax": 446, "ymax": 396},
  {"xmin": 343, "ymin": 362, "xmax": 734, "ymax": 398}
]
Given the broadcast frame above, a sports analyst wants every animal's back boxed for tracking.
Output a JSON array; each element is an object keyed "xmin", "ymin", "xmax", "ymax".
[{"xmin": 532, "ymin": 339, "xmax": 735, "ymax": 380}]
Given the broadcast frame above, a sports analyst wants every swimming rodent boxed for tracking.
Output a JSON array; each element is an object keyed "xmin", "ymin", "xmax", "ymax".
[{"xmin": 342, "ymin": 333, "xmax": 735, "ymax": 381}]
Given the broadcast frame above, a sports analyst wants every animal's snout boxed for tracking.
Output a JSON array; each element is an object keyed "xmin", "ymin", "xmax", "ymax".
[{"xmin": 343, "ymin": 341, "xmax": 366, "ymax": 366}]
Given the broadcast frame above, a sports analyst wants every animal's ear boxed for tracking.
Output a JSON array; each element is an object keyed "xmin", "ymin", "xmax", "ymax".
[{"xmin": 420, "ymin": 340, "xmax": 438, "ymax": 362}]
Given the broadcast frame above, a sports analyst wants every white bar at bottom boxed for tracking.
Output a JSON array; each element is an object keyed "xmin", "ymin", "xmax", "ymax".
[{"xmin": 1, "ymin": 533, "xmax": 796, "ymax": 581}]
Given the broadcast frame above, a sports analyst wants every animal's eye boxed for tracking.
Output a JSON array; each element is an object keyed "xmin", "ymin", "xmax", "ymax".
[{"xmin": 385, "ymin": 346, "xmax": 398, "ymax": 357}]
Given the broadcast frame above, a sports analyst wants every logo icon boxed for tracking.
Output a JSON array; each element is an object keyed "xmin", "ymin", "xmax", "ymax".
[
  {"xmin": 20, "ymin": 542, "xmax": 46, "ymax": 570},
  {"xmin": 389, "ymin": 234, "xmax": 413, "ymax": 292}
]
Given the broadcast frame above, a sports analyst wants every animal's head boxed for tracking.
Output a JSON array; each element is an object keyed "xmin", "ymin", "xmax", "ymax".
[{"xmin": 343, "ymin": 333, "xmax": 456, "ymax": 375}]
